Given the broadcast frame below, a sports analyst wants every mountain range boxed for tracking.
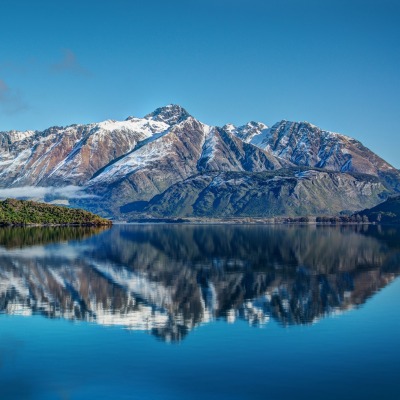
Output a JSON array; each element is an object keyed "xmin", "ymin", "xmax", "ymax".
[{"xmin": 1, "ymin": 104, "xmax": 399, "ymax": 220}]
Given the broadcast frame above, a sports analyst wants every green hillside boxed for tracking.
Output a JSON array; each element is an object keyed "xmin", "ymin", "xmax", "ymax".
[{"xmin": 0, "ymin": 198, "xmax": 112, "ymax": 226}]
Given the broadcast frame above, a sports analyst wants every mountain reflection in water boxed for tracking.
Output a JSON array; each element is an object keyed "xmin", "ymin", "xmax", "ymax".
[{"xmin": 0, "ymin": 224, "xmax": 399, "ymax": 342}]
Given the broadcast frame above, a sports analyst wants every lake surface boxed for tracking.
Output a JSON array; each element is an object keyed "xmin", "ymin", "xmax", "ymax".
[{"xmin": 0, "ymin": 224, "xmax": 399, "ymax": 399}]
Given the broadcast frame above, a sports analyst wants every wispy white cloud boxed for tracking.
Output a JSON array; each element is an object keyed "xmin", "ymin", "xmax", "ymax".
[
  {"xmin": 0, "ymin": 185, "xmax": 96, "ymax": 200},
  {"xmin": 51, "ymin": 49, "xmax": 91, "ymax": 76},
  {"xmin": 0, "ymin": 79, "xmax": 29, "ymax": 114}
]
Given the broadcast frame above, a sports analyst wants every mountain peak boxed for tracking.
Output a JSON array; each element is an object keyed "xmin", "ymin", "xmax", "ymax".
[
  {"xmin": 244, "ymin": 121, "xmax": 268, "ymax": 130},
  {"xmin": 144, "ymin": 104, "xmax": 191, "ymax": 125},
  {"xmin": 225, "ymin": 120, "xmax": 268, "ymax": 143}
]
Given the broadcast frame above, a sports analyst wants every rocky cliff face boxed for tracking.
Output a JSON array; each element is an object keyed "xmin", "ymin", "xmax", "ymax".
[{"xmin": 0, "ymin": 105, "xmax": 399, "ymax": 219}]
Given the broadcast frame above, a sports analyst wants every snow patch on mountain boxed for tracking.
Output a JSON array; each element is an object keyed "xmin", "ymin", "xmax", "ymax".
[
  {"xmin": 222, "ymin": 123, "xmax": 236, "ymax": 134},
  {"xmin": 0, "ymin": 149, "xmax": 31, "ymax": 173},
  {"xmin": 198, "ymin": 127, "xmax": 217, "ymax": 163},
  {"xmin": 224, "ymin": 121, "xmax": 268, "ymax": 143},
  {"xmin": 89, "ymin": 132, "xmax": 175, "ymax": 185},
  {"xmin": 97, "ymin": 118, "xmax": 169, "ymax": 135},
  {"xmin": 91, "ymin": 261, "xmax": 173, "ymax": 309},
  {"xmin": 1, "ymin": 130, "xmax": 36, "ymax": 143}
]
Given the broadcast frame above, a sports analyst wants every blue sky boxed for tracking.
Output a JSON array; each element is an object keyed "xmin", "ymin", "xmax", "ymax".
[{"xmin": 0, "ymin": 0, "xmax": 399, "ymax": 167}]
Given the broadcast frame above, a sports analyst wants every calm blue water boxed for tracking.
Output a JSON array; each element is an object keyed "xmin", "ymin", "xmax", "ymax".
[{"xmin": 0, "ymin": 224, "xmax": 399, "ymax": 399}]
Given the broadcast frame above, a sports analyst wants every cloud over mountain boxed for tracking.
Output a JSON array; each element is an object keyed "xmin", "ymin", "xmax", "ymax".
[{"xmin": 0, "ymin": 185, "xmax": 95, "ymax": 201}]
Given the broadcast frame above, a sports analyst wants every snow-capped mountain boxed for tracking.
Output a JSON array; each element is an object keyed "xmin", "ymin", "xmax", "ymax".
[
  {"xmin": 144, "ymin": 104, "xmax": 191, "ymax": 125},
  {"xmin": 226, "ymin": 119, "xmax": 395, "ymax": 176},
  {"xmin": 0, "ymin": 114, "xmax": 171, "ymax": 187},
  {"xmin": 223, "ymin": 121, "xmax": 268, "ymax": 143},
  {"xmin": 85, "ymin": 117, "xmax": 289, "ymax": 215},
  {"xmin": 0, "ymin": 104, "xmax": 399, "ymax": 219}
]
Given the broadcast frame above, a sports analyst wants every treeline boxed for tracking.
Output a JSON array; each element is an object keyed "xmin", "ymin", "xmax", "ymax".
[
  {"xmin": 356, "ymin": 195, "xmax": 400, "ymax": 224},
  {"xmin": 0, "ymin": 198, "xmax": 112, "ymax": 226},
  {"xmin": 316, "ymin": 215, "xmax": 370, "ymax": 224}
]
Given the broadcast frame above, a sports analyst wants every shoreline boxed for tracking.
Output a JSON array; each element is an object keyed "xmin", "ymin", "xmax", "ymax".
[
  {"xmin": 116, "ymin": 217, "xmax": 396, "ymax": 226},
  {"xmin": 0, "ymin": 222, "xmax": 112, "ymax": 227}
]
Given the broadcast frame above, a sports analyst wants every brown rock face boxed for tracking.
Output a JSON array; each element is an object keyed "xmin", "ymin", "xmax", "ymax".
[{"xmin": 0, "ymin": 118, "xmax": 170, "ymax": 186}]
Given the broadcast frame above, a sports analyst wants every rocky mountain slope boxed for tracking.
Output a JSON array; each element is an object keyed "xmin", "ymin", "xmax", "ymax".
[
  {"xmin": 0, "ymin": 105, "xmax": 399, "ymax": 219},
  {"xmin": 0, "ymin": 115, "xmax": 170, "ymax": 187},
  {"xmin": 226, "ymin": 120, "xmax": 396, "ymax": 176},
  {"xmin": 122, "ymin": 169, "xmax": 385, "ymax": 219},
  {"xmin": 227, "ymin": 120, "xmax": 400, "ymax": 193}
]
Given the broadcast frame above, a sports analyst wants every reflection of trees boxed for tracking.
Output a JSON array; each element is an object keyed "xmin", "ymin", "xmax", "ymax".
[
  {"xmin": 91, "ymin": 224, "xmax": 391, "ymax": 274},
  {"xmin": 0, "ymin": 226, "xmax": 109, "ymax": 249},
  {"xmin": 0, "ymin": 224, "xmax": 399, "ymax": 342}
]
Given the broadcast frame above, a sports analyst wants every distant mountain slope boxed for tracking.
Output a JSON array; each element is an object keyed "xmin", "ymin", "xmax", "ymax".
[
  {"xmin": 1, "ymin": 104, "xmax": 399, "ymax": 219},
  {"xmin": 119, "ymin": 169, "xmax": 386, "ymax": 219},
  {"xmin": 357, "ymin": 196, "xmax": 400, "ymax": 223}
]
